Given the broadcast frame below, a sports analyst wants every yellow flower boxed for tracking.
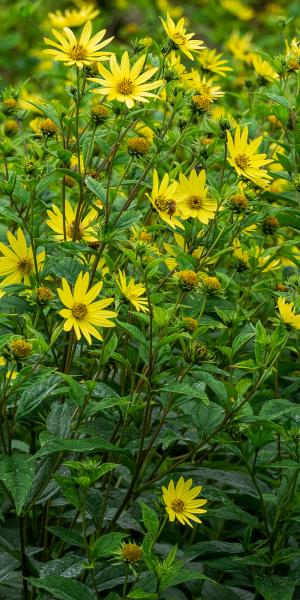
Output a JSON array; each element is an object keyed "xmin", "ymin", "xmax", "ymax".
[
  {"xmin": 285, "ymin": 38, "xmax": 300, "ymax": 70},
  {"xmin": 47, "ymin": 201, "xmax": 98, "ymax": 242},
  {"xmin": 162, "ymin": 476, "xmax": 207, "ymax": 527},
  {"xmin": 226, "ymin": 30, "xmax": 253, "ymax": 62},
  {"xmin": 89, "ymin": 51, "xmax": 162, "ymax": 109},
  {"xmin": 198, "ymin": 48, "xmax": 233, "ymax": 78},
  {"xmin": 58, "ymin": 272, "xmax": 117, "ymax": 344},
  {"xmin": 0, "ymin": 357, "xmax": 18, "ymax": 381},
  {"xmin": 227, "ymin": 126, "xmax": 273, "ymax": 188},
  {"xmin": 211, "ymin": 106, "xmax": 237, "ymax": 129},
  {"xmin": 157, "ymin": 0, "xmax": 183, "ymax": 18},
  {"xmin": 44, "ymin": 20, "xmax": 113, "ymax": 68},
  {"xmin": 251, "ymin": 54, "xmax": 279, "ymax": 82},
  {"xmin": 277, "ymin": 297, "xmax": 300, "ymax": 329},
  {"xmin": 135, "ymin": 123, "xmax": 154, "ymax": 144},
  {"xmin": 147, "ymin": 169, "xmax": 183, "ymax": 230},
  {"xmin": 165, "ymin": 50, "xmax": 187, "ymax": 79},
  {"xmin": 116, "ymin": 270, "xmax": 149, "ymax": 313},
  {"xmin": 0, "ymin": 229, "xmax": 45, "ymax": 287},
  {"xmin": 48, "ymin": 4, "xmax": 100, "ymax": 28},
  {"xmin": 221, "ymin": 0, "xmax": 254, "ymax": 21},
  {"xmin": 160, "ymin": 13, "xmax": 205, "ymax": 60},
  {"xmin": 176, "ymin": 169, "xmax": 217, "ymax": 224},
  {"xmin": 185, "ymin": 71, "xmax": 224, "ymax": 100}
]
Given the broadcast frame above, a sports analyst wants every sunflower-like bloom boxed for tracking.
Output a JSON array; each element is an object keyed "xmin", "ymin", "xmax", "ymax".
[
  {"xmin": 147, "ymin": 169, "xmax": 183, "ymax": 230},
  {"xmin": 58, "ymin": 271, "xmax": 117, "ymax": 344},
  {"xmin": 160, "ymin": 13, "xmax": 205, "ymax": 60},
  {"xmin": 226, "ymin": 31, "xmax": 253, "ymax": 63},
  {"xmin": 47, "ymin": 201, "xmax": 98, "ymax": 242},
  {"xmin": 162, "ymin": 476, "xmax": 207, "ymax": 527},
  {"xmin": 89, "ymin": 51, "xmax": 162, "ymax": 109},
  {"xmin": 48, "ymin": 4, "xmax": 100, "ymax": 28},
  {"xmin": 185, "ymin": 71, "xmax": 224, "ymax": 100},
  {"xmin": 0, "ymin": 229, "xmax": 45, "ymax": 287},
  {"xmin": 251, "ymin": 54, "xmax": 279, "ymax": 82},
  {"xmin": 227, "ymin": 126, "xmax": 273, "ymax": 188},
  {"xmin": 277, "ymin": 297, "xmax": 300, "ymax": 329},
  {"xmin": 221, "ymin": 0, "xmax": 254, "ymax": 21},
  {"xmin": 44, "ymin": 20, "xmax": 113, "ymax": 68},
  {"xmin": 176, "ymin": 169, "xmax": 217, "ymax": 224},
  {"xmin": 198, "ymin": 48, "xmax": 232, "ymax": 78},
  {"xmin": 116, "ymin": 270, "xmax": 149, "ymax": 313}
]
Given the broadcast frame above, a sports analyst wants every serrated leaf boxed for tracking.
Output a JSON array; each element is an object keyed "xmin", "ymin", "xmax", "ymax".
[
  {"xmin": 0, "ymin": 455, "xmax": 35, "ymax": 515},
  {"xmin": 92, "ymin": 532, "xmax": 127, "ymax": 559},
  {"xmin": 29, "ymin": 576, "xmax": 96, "ymax": 600},
  {"xmin": 35, "ymin": 435, "xmax": 126, "ymax": 458},
  {"xmin": 141, "ymin": 503, "xmax": 159, "ymax": 537},
  {"xmin": 17, "ymin": 375, "xmax": 63, "ymax": 418}
]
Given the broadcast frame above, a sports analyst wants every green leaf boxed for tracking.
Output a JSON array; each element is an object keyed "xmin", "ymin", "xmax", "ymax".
[
  {"xmin": 254, "ymin": 575, "xmax": 295, "ymax": 600},
  {"xmin": 47, "ymin": 527, "xmax": 84, "ymax": 548},
  {"xmin": 85, "ymin": 175, "xmax": 106, "ymax": 200},
  {"xmin": 128, "ymin": 591, "xmax": 158, "ymax": 599},
  {"xmin": 0, "ymin": 455, "xmax": 35, "ymax": 515},
  {"xmin": 141, "ymin": 503, "xmax": 159, "ymax": 537},
  {"xmin": 262, "ymin": 93, "xmax": 290, "ymax": 109},
  {"xmin": 29, "ymin": 576, "xmax": 96, "ymax": 600},
  {"xmin": 35, "ymin": 435, "xmax": 126, "ymax": 458},
  {"xmin": 157, "ymin": 383, "xmax": 208, "ymax": 402},
  {"xmin": 47, "ymin": 402, "xmax": 72, "ymax": 438},
  {"xmin": 118, "ymin": 321, "xmax": 148, "ymax": 347},
  {"xmin": 17, "ymin": 375, "xmax": 63, "ymax": 418},
  {"xmin": 102, "ymin": 332, "xmax": 118, "ymax": 365},
  {"xmin": 92, "ymin": 532, "xmax": 127, "ymax": 559},
  {"xmin": 232, "ymin": 332, "xmax": 255, "ymax": 356}
]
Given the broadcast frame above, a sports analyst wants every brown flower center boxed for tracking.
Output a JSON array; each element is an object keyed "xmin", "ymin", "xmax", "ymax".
[
  {"xmin": 72, "ymin": 302, "xmax": 88, "ymax": 320},
  {"xmin": 154, "ymin": 196, "xmax": 176, "ymax": 215},
  {"xmin": 17, "ymin": 257, "xmax": 33, "ymax": 274},
  {"xmin": 116, "ymin": 78, "xmax": 134, "ymax": 96},
  {"xmin": 186, "ymin": 194, "xmax": 203, "ymax": 209},
  {"xmin": 66, "ymin": 220, "xmax": 83, "ymax": 240},
  {"xmin": 69, "ymin": 44, "xmax": 88, "ymax": 61},
  {"xmin": 171, "ymin": 498, "xmax": 185, "ymax": 513},
  {"xmin": 235, "ymin": 153, "xmax": 251, "ymax": 170},
  {"xmin": 172, "ymin": 32, "xmax": 187, "ymax": 47}
]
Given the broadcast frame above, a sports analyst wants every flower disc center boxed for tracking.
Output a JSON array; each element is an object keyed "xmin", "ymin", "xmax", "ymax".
[
  {"xmin": 72, "ymin": 302, "xmax": 88, "ymax": 320},
  {"xmin": 70, "ymin": 44, "xmax": 88, "ymax": 61},
  {"xmin": 235, "ymin": 153, "xmax": 251, "ymax": 170},
  {"xmin": 116, "ymin": 78, "xmax": 134, "ymax": 96},
  {"xmin": 186, "ymin": 194, "xmax": 203, "ymax": 209},
  {"xmin": 171, "ymin": 498, "xmax": 185, "ymax": 513},
  {"xmin": 66, "ymin": 220, "xmax": 83, "ymax": 240},
  {"xmin": 17, "ymin": 257, "xmax": 33, "ymax": 274}
]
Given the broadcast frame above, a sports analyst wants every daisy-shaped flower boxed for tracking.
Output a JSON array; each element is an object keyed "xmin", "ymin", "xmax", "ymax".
[
  {"xmin": 89, "ymin": 51, "xmax": 162, "ymax": 109},
  {"xmin": 251, "ymin": 54, "xmax": 279, "ymax": 83},
  {"xmin": 47, "ymin": 201, "xmax": 98, "ymax": 242},
  {"xmin": 160, "ymin": 13, "xmax": 205, "ymax": 60},
  {"xmin": 58, "ymin": 271, "xmax": 117, "ymax": 344},
  {"xmin": 116, "ymin": 270, "xmax": 149, "ymax": 313},
  {"xmin": 44, "ymin": 20, "xmax": 113, "ymax": 68},
  {"xmin": 227, "ymin": 126, "xmax": 273, "ymax": 188},
  {"xmin": 277, "ymin": 297, "xmax": 300, "ymax": 330},
  {"xmin": 221, "ymin": 0, "xmax": 254, "ymax": 21},
  {"xmin": 185, "ymin": 71, "xmax": 224, "ymax": 100},
  {"xmin": 226, "ymin": 30, "xmax": 253, "ymax": 63},
  {"xmin": 48, "ymin": 4, "xmax": 100, "ymax": 29},
  {"xmin": 162, "ymin": 476, "xmax": 207, "ymax": 527},
  {"xmin": 198, "ymin": 48, "xmax": 232, "ymax": 78},
  {"xmin": 176, "ymin": 169, "xmax": 217, "ymax": 224},
  {"xmin": 0, "ymin": 229, "xmax": 45, "ymax": 287},
  {"xmin": 146, "ymin": 169, "xmax": 183, "ymax": 230}
]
